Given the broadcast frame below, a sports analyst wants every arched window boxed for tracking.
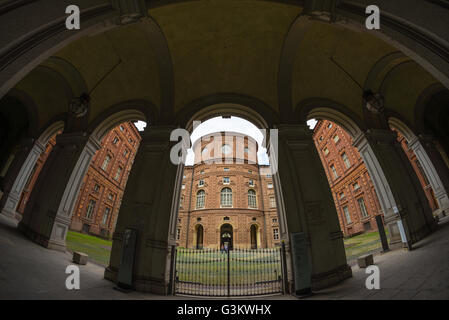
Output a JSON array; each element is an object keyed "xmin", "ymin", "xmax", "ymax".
[
  {"xmin": 220, "ymin": 187, "xmax": 233, "ymax": 207},
  {"xmin": 248, "ymin": 189, "xmax": 257, "ymax": 208},
  {"xmin": 196, "ymin": 190, "xmax": 205, "ymax": 209}
]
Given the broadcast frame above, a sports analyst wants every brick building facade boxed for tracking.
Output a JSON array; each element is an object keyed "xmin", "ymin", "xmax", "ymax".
[
  {"xmin": 15, "ymin": 122, "xmax": 141, "ymax": 239},
  {"xmin": 70, "ymin": 122, "xmax": 141, "ymax": 238},
  {"xmin": 176, "ymin": 132, "xmax": 280, "ymax": 249},
  {"xmin": 313, "ymin": 120, "xmax": 383, "ymax": 236}
]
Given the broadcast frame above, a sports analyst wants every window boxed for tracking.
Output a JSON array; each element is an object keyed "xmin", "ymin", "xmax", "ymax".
[
  {"xmin": 267, "ymin": 183, "xmax": 273, "ymax": 189},
  {"xmin": 222, "ymin": 144, "xmax": 231, "ymax": 155},
  {"xmin": 108, "ymin": 193, "xmax": 114, "ymax": 201},
  {"xmin": 114, "ymin": 167, "xmax": 122, "ymax": 181},
  {"xmin": 342, "ymin": 152, "xmax": 351, "ymax": 169},
  {"xmin": 176, "ymin": 229, "xmax": 181, "ymax": 240},
  {"xmin": 112, "ymin": 137, "xmax": 119, "ymax": 144},
  {"xmin": 327, "ymin": 123, "xmax": 333, "ymax": 129},
  {"xmin": 343, "ymin": 206, "xmax": 351, "ymax": 224},
  {"xmin": 270, "ymin": 196, "xmax": 276, "ymax": 208},
  {"xmin": 201, "ymin": 147, "xmax": 208, "ymax": 156},
  {"xmin": 272, "ymin": 218, "xmax": 278, "ymax": 223},
  {"xmin": 266, "ymin": 174, "xmax": 272, "ymax": 178},
  {"xmin": 273, "ymin": 228, "xmax": 279, "ymax": 240},
  {"xmin": 198, "ymin": 179, "xmax": 205, "ymax": 187},
  {"xmin": 249, "ymin": 179, "xmax": 254, "ymax": 187},
  {"xmin": 223, "ymin": 177, "xmax": 230, "ymax": 184},
  {"xmin": 102, "ymin": 155, "xmax": 111, "ymax": 171},
  {"xmin": 333, "ymin": 135, "xmax": 340, "ymax": 143},
  {"xmin": 86, "ymin": 200, "xmax": 96, "ymax": 219},
  {"xmin": 120, "ymin": 125, "xmax": 124, "ymax": 132},
  {"xmin": 196, "ymin": 190, "xmax": 205, "ymax": 209},
  {"xmin": 220, "ymin": 188, "xmax": 233, "ymax": 207},
  {"xmin": 353, "ymin": 182, "xmax": 360, "ymax": 190},
  {"xmin": 200, "ymin": 170, "xmax": 205, "ymax": 174},
  {"xmin": 339, "ymin": 192, "xmax": 345, "ymax": 200},
  {"xmin": 102, "ymin": 207, "xmax": 110, "ymax": 225},
  {"xmin": 330, "ymin": 165, "xmax": 338, "ymax": 179},
  {"xmin": 179, "ymin": 196, "xmax": 184, "ymax": 208},
  {"xmin": 183, "ymin": 175, "xmax": 186, "ymax": 179},
  {"xmin": 324, "ymin": 148, "xmax": 329, "ymax": 156},
  {"xmin": 224, "ymin": 167, "xmax": 230, "ymax": 172},
  {"xmin": 123, "ymin": 149, "xmax": 129, "ymax": 157},
  {"xmin": 358, "ymin": 197, "xmax": 369, "ymax": 218},
  {"xmin": 93, "ymin": 184, "xmax": 100, "ymax": 192},
  {"xmin": 248, "ymin": 189, "xmax": 257, "ymax": 208},
  {"xmin": 181, "ymin": 184, "xmax": 185, "ymax": 190},
  {"xmin": 248, "ymin": 170, "xmax": 252, "ymax": 174},
  {"xmin": 244, "ymin": 147, "xmax": 249, "ymax": 153}
]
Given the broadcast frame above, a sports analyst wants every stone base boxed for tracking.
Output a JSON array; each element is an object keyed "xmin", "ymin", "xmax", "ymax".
[
  {"xmin": 357, "ymin": 254, "xmax": 374, "ymax": 268},
  {"xmin": 73, "ymin": 251, "xmax": 88, "ymax": 265},
  {"xmin": 311, "ymin": 264, "xmax": 352, "ymax": 291},
  {"xmin": 104, "ymin": 266, "xmax": 171, "ymax": 295},
  {"xmin": 0, "ymin": 207, "xmax": 17, "ymax": 219},
  {"xmin": 18, "ymin": 221, "xmax": 67, "ymax": 252}
]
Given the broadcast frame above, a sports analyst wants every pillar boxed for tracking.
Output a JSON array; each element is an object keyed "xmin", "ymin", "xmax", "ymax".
[
  {"xmin": 274, "ymin": 124, "xmax": 351, "ymax": 291},
  {"xmin": 353, "ymin": 129, "xmax": 437, "ymax": 246},
  {"xmin": 105, "ymin": 126, "xmax": 180, "ymax": 295},
  {"xmin": 18, "ymin": 132, "xmax": 100, "ymax": 251},
  {"xmin": 0, "ymin": 139, "xmax": 44, "ymax": 219},
  {"xmin": 409, "ymin": 134, "xmax": 449, "ymax": 216}
]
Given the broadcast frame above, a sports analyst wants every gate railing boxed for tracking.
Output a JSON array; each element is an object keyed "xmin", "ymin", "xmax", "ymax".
[{"xmin": 173, "ymin": 246, "xmax": 285, "ymax": 297}]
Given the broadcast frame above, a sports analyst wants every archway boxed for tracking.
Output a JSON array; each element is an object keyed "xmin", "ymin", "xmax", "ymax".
[
  {"xmin": 220, "ymin": 223, "xmax": 233, "ymax": 250},
  {"xmin": 304, "ymin": 105, "xmax": 436, "ymax": 248},
  {"xmin": 388, "ymin": 117, "xmax": 449, "ymax": 217},
  {"xmin": 250, "ymin": 224, "xmax": 259, "ymax": 249},
  {"xmin": 195, "ymin": 224, "xmax": 204, "ymax": 249}
]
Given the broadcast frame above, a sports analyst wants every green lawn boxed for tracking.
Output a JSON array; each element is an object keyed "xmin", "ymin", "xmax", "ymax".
[
  {"xmin": 66, "ymin": 229, "xmax": 387, "ymax": 268},
  {"xmin": 343, "ymin": 229, "xmax": 389, "ymax": 262},
  {"xmin": 66, "ymin": 231, "xmax": 112, "ymax": 267}
]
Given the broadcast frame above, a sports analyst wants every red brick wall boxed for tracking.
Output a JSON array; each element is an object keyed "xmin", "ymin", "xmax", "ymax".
[{"xmin": 313, "ymin": 120, "xmax": 383, "ymax": 236}]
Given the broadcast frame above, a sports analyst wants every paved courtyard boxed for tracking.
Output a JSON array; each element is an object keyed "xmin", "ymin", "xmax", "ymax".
[{"xmin": 0, "ymin": 214, "xmax": 448, "ymax": 300}]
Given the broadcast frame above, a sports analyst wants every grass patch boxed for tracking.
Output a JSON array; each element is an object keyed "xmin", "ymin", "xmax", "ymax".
[
  {"xmin": 343, "ymin": 229, "xmax": 389, "ymax": 262},
  {"xmin": 66, "ymin": 231, "xmax": 112, "ymax": 267}
]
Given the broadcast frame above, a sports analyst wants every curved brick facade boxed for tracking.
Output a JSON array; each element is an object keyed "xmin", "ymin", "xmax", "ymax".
[{"xmin": 177, "ymin": 132, "xmax": 280, "ymax": 249}]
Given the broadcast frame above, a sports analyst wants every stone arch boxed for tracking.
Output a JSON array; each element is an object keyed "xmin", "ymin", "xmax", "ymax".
[
  {"xmin": 388, "ymin": 116, "xmax": 449, "ymax": 216},
  {"xmin": 297, "ymin": 99, "xmax": 365, "ymax": 140},
  {"xmin": 177, "ymin": 94, "xmax": 278, "ymax": 132},
  {"xmin": 0, "ymin": 119, "xmax": 65, "ymax": 219},
  {"xmin": 193, "ymin": 223, "xmax": 204, "ymax": 249}
]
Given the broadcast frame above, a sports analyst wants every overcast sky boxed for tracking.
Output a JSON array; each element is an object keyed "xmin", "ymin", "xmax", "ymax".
[{"xmin": 134, "ymin": 118, "xmax": 317, "ymax": 166}]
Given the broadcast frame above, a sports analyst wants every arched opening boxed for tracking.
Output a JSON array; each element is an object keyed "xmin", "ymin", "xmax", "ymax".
[
  {"xmin": 220, "ymin": 223, "xmax": 233, "ymax": 250},
  {"xmin": 250, "ymin": 224, "xmax": 259, "ymax": 249},
  {"xmin": 195, "ymin": 224, "xmax": 204, "ymax": 249},
  {"xmin": 305, "ymin": 106, "xmax": 436, "ymax": 261}
]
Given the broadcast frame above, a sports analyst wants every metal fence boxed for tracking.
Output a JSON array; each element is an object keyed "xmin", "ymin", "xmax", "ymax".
[{"xmin": 173, "ymin": 246, "xmax": 285, "ymax": 297}]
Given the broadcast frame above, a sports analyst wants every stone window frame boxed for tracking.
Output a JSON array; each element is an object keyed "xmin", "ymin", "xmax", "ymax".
[
  {"xmin": 85, "ymin": 199, "xmax": 96, "ymax": 219},
  {"xmin": 357, "ymin": 196, "xmax": 369, "ymax": 219},
  {"xmin": 342, "ymin": 205, "xmax": 352, "ymax": 224},
  {"xmin": 273, "ymin": 228, "xmax": 280, "ymax": 240},
  {"xmin": 341, "ymin": 151, "xmax": 351, "ymax": 169},
  {"xmin": 102, "ymin": 207, "xmax": 111, "ymax": 225},
  {"xmin": 269, "ymin": 196, "xmax": 276, "ymax": 208}
]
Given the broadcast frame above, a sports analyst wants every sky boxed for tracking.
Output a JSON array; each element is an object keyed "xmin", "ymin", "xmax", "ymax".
[{"xmin": 133, "ymin": 118, "xmax": 318, "ymax": 166}]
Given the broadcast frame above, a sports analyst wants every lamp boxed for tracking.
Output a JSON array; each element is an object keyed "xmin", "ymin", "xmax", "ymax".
[
  {"xmin": 363, "ymin": 90, "xmax": 385, "ymax": 114},
  {"xmin": 69, "ymin": 93, "xmax": 90, "ymax": 118}
]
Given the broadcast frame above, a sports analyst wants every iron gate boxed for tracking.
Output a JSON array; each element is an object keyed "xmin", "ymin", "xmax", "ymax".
[{"xmin": 173, "ymin": 246, "xmax": 285, "ymax": 297}]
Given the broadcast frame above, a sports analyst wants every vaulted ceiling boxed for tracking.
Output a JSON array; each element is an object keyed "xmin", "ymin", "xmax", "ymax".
[{"xmin": 7, "ymin": 0, "xmax": 443, "ymax": 135}]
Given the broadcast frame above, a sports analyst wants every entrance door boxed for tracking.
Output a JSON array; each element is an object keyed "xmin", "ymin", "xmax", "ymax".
[
  {"xmin": 196, "ymin": 225, "xmax": 204, "ymax": 249},
  {"xmin": 220, "ymin": 223, "xmax": 233, "ymax": 250},
  {"xmin": 250, "ymin": 225, "xmax": 257, "ymax": 249}
]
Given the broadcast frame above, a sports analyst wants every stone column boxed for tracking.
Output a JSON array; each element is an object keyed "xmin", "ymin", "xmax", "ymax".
[
  {"xmin": 0, "ymin": 139, "xmax": 45, "ymax": 219},
  {"xmin": 105, "ymin": 126, "xmax": 180, "ymax": 295},
  {"xmin": 409, "ymin": 134, "xmax": 449, "ymax": 216},
  {"xmin": 274, "ymin": 124, "xmax": 351, "ymax": 292},
  {"xmin": 18, "ymin": 132, "xmax": 100, "ymax": 251},
  {"xmin": 353, "ymin": 129, "xmax": 437, "ymax": 246}
]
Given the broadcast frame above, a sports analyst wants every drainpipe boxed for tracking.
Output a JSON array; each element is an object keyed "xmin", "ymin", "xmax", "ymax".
[
  {"xmin": 258, "ymin": 164, "xmax": 268, "ymax": 248},
  {"xmin": 185, "ymin": 165, "xmax": 195, "ymax": 248}
]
